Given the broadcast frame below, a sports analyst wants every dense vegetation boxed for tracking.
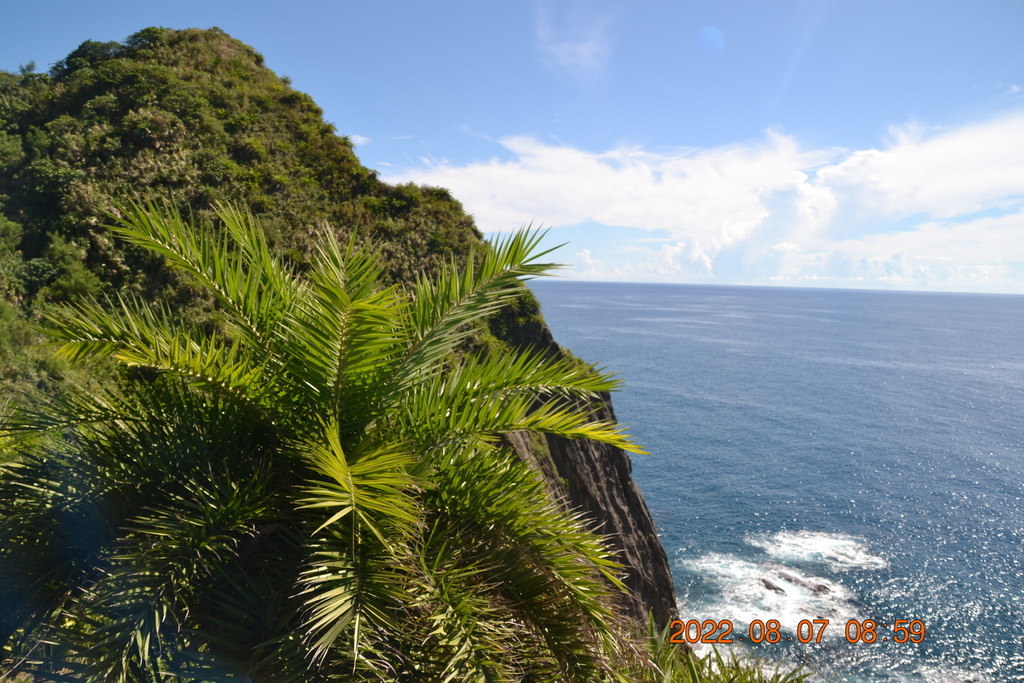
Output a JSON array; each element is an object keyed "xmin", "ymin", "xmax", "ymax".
[
  {"xmin": 0, "ymin": 27, "xmax": 480, "ymax": 291},
  {"xmin": 1, "ymin": 203, "xmax": 642, "ymax": 680},
  {"xmin": 0, "ymin": 28, "xmax": 810, "ymax": 682},
  {"xmin": 0, "ymin": 27, "xmax": 537, "ymax": 401}
]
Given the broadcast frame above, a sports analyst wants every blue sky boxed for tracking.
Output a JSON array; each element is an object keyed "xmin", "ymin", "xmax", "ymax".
[{"xmin": 4, "ymin": 1, "xmax": 1024, "ymax": 292}]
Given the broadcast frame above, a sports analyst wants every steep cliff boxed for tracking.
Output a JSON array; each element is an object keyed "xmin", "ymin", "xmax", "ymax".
[
  {"xmin": 507, "ymin": 398, "xmax": 678, "ymax": 625},
  {"xmin": 0, "ymin": 26, "xmax": 676, "ymax": 626},
  {"xmin": 493, "ymin": 298, "xmax": 678, "ymax": 624}
]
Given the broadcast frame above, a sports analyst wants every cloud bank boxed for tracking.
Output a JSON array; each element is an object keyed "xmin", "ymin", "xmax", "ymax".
[{"xmin": 386, "ymin": 111, "xmax": 1024, "ymax": 293}]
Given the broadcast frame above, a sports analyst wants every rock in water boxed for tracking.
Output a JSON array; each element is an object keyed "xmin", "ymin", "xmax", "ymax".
[{"xmin": 760, "ymin": 578, "xmax": 788, "ymax": 595}]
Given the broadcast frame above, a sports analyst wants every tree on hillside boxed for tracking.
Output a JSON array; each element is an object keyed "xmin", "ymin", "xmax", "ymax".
[
  {"xmin": 0, "ymin": 26, "xmax": 551, "ymax": 408},
  {"xmin": 0, "ymin": 27, "xmax": 482, "ymax": 313},
  {"xmin": 0, "ymin": 203, "xmax": 644, "ymax": 682}
]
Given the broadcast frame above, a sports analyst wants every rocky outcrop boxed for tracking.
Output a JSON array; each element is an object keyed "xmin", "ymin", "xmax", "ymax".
[
  {"xmin": 550, "ymin": 418, "xmax": 678, "ymax": 625},
  {"xmin": 496, "ymin": 299, "xmax": 678, "ymax": 626},
  {"xmin": 505, "ymin": 362, "xmax": 678, "ymax": 627}
]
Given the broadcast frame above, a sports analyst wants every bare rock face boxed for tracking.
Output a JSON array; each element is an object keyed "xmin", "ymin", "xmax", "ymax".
[
  {"xmin": 506, "ymin": 393, "xmax": 679, "ymax": 627},
  {"xmin": 493, "ymin": 290, "xmax": 678, "ymax": 625}
]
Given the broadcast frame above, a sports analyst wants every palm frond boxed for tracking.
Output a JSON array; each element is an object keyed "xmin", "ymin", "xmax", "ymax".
[
  {"xmin": 404, "ymin": 525, "xmax": 523, "ymax": 682},
  {"xmin": 2, "ymin": 204, "xmax": 655, "ymax": 681},
  {"xmin": 77, "ymin": 469, "xmax": 276, "ymax": 679},
  {"xmin": 47, "ymin": 297, "xmax": 271, "ymax": 412},
  {"xmin": 106, "ymin": 200, "xmax": 297, "ymax": 355},
  {"xmin": 297, "ymin": 422, "xmax": 420, "ymax": 544},
  {"xmin": 296, "ymin": 537, "xmax": 407, "ymax": 666},
  {"xmin": 401, "ymin": 362, "xmax": 644, "ymax": 456},
  {"xmin": 423, "ymin": 443, "xmax": 630, "ymax": 681},
  {"xmin": 393, "ymin": 229, "xmax": 557, "ymax": 391}
]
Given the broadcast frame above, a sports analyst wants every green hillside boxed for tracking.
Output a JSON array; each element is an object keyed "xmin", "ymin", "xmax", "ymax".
[
  {"xmin": 1, "ymin": 26, "xmax": 481, "ymax": 289},
  {"xmin": 0, "ymin": 27, "xmax": 551, "ymax": 395}
]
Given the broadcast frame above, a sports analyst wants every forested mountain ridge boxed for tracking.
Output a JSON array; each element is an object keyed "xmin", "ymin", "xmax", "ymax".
[
  {"xmin": 0, "ymin": 26, "xmax": 480, "ymax": 307},
  {"xmin": 0, "ymin": 26, "xmax": 532, "ymax": 395},
  {"xmin": 0, "ymin": 26, "xmax": 677, "ymax": 628}
]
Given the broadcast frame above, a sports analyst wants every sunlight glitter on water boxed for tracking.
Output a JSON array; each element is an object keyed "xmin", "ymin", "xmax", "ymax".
[{"xmin": 532, "ymin": 281, "xmax": 1024, "ymax": 681}]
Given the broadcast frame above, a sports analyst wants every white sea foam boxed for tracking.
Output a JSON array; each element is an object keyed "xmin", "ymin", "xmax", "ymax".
[
  {"xmin": 746, "ymin": 530, "xmax": 888, "ymax": 570},
  {"xmin": 679, "ymin": 553, "xmax": 864, "ymax": 639},
  {"xmin": 677, "ymin": 546, "xmax": 1004, "ymax": 681}
]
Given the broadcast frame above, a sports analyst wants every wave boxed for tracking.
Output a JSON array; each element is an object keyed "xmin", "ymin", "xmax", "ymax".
[
  {"xmin": 678, "ymin": 553, "xmax": 865, "ymax": 634},
  {"xmin": 746, "ymin": 530, "xmax": 888, "ymax": 570}
]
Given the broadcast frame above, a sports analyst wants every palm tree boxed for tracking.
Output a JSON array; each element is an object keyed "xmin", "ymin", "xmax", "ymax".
[{"xmin": 0, "ymin": 203, "xmax": 644, "ymax": 682}]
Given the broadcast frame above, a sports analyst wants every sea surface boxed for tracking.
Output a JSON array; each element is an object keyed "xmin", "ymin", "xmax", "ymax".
[{"xmin": 530, "ymin": 280, "xmax": 1024, "ymax": 682}]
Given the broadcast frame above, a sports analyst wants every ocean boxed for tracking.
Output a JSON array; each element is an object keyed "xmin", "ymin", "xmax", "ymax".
[{"xmin": 529, "ymin": 280, "xmax": 1024, "ymax": 682}]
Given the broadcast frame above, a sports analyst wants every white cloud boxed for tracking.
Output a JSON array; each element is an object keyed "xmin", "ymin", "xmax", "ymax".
[
  {"xmin": 571, "ymin": 248, "xmax": 604, "ymax": 278},
  {"xmin": 385, "ymin": 110, "xmax": 1024, "ymax": 293},
  {"xmin": 349, "ymin": 134, "xmax": 371, "ymax": 146},
  {"xmin": 837, "ymin": 209, "xmax": 1024, "ymax": 264},
  {"xmin": 563, "ymin": 240, "xmax": 716, "ymax": 282},
  {"xmin": 816, "ymin": 114, "xmax": 1024, "ymax": 224},
  {"xmin": 390, "ymin": 133, "xmax": 836, "ymax": 255},
  {"xmin": 763, "ymin": 206, "xmax": 1024, "ymax": 291},
  {"xmin": 535, "ymin": 4, "xmax": 613, "ymax": 78}
]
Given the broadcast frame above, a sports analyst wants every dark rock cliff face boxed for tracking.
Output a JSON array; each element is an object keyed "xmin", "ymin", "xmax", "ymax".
[
  {"xmin": 509, "ymin": 394, "xmax": 678, "ymax": 626},
  {"xmin": 499, "ymin": 315, "xmax": 679, "ymax": 626},
  {"xmin": 497, "ymin": 295, "xmax": 678, "ymax": 625},
  {"xmin": 547, "ymin": 406, "xmax": 678, "ymax": 625}
]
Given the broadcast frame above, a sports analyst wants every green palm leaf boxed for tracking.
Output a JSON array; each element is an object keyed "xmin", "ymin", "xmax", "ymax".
[{"xmin": 2, "ymin": 203, "xmax": 650, "ymax": 681}]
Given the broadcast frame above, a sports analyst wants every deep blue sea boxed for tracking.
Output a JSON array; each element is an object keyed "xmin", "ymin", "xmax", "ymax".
[{"xmin": 530, "ymin": 281, "xmax": 1024, "ymax": 683}]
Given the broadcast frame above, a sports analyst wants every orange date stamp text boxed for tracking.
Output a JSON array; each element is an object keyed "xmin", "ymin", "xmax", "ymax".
[{"xmin": 669, "ymin": 619, "xmax": 925, "ymax": 645}]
